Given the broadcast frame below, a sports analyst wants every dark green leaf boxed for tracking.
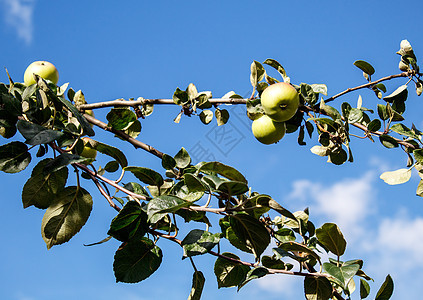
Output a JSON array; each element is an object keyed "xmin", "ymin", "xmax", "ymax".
[
  {"xmin": 278, "ymin": 241, "xmax": 321, "ymax": 262},
  {"xmin": 368, "ymin": 119, "xmax": 382, "ymax": 132},
  {"xmin": 41, "ymin": 186, "xmax": 93, "ymax": 249},
  {"xmin": 113, "ymin": 237, "xmax": 162, "ymax": 283},
  {"xmin": 87, "ymin": 139, "xmax": 128, "ymax": 168},
  {"xmin": 17, "ymin": 119, "xmax": 63, "ymax": 145},
  {"xmin": 188, "ymin": 271, "xmax": 205, "ymax": 300},
  {"xmin": 125, "ymin": 166, "xmax": 164, "ymax": 187},
  {"xmin": 108, "ymin": 201, "xmax": 148, "ymax": 242},
  {"xmin": 214, "ymin": 252, "xmax": 250, "ymax": 288},
  {"xmin": 261, "ymin": 256, "xmax": 286, "ymax": 269},
  {"xmin": 22, "ymin": 158, "xmax": 68, "ymax": 209},
  {"xmin": 123, "ymin": 182, "xmax": 150, "ymax": 198},
  {"xmin": 377, "ymin": 104, "xmax": 389, "ymax": 121},
  {"xmin": 181, "ymin": 229, "xmax": 220, "ymax": 258},
  {"xmin": 375, "ymin": 274, "xmax": 394, "ymax": 300},
  {"xmin": 328, "ymin": 149, "xmax": 348, "ymax": 165},
  {"xmin": 316, "ymin": 223, "xmax": 346, "ymax": 256},
  {"xmin": 106, "ymin": 108, "xmax": 137, "ymax": 131},
  {"xmin": 384, "ymin": 85, "xmax": 408, "ymax": 103},
  {"xmin": 173, "ymin": 88, "xmax": 189, "ymax": 105},
  {"xmin": 217, "ymin": 180, "xmax": 249, "ymax": 196},
  {"xmin": 353, "ymin": 60, "xmax": 375, "ymax": 76},
  {"xmin": 379, "ymin": 135, "xmax": 399, "ymax": 148},
  {"xmin": 300, "ymin": 83, "xmax": 319, "ymax": 106},
  {"xmin": 238, "ymin": 267, "xmax": 269, "ymax": 290},
  {"xmin": 219, "ymin": 217, "xmax": 252, "ymax": 254},
  {"xmin": 54, "ymin": 94, "xmax": 94, "ymax": 136},
  {"xmin": 104, "ymin": 160, "xmax": 120, "ymax": 173},
  {"xmin": 161, "ymin": 154, "xmax": 176, "ymax": 170},
  {"xmin": 43, "ymin": 152, "xmax": 87, "ymax": 174},
  {"xmin": 0, "ymin": 141, "xmax": 31, "ymax": 173},
  {"xmin": 360, "ymin": 279, "xmax": 371, "ymax": 299},
  {"xmin": 304, "ymin": 276, "xmax": 333, "ymax": 300},
  {"xmin": 230, "ymin": 214, "xmax": 270, "ymax": 259}
]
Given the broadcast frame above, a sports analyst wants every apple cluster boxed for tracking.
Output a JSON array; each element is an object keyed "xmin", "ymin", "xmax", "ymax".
[{"xmin": 252, "ymin": 82, "xmax": 300, "ymax": 144}]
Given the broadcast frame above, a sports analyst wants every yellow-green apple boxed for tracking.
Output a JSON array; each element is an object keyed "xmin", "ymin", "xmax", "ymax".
[
  {"xmin": 251, "ymin": 115, "xmax": 286, "ymax": 144},
  {"xmin": 24, "ymin": 61, "xmax": 59, "ymax": 86},
  {"xmin": 260, "ymin": 82, "xmax": 299, "ymax": 122}
]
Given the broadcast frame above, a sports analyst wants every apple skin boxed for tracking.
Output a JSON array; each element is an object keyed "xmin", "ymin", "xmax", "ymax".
[
  {"xmin": 24, "ymin": 61, "xmax": 59, "ymax": 86},
  {"xmin": 80, "ymin": 137, "xmax": 97, "ymax": 159},
  {"xmin": 251, "ymin": 115, "xmax": 286, "ymax": 145},
  {"xmin": 260, "ymin": 82, "xmax": 300, "ymax": 122}
]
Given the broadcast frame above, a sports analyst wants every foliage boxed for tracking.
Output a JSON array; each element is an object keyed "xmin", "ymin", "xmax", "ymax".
[{"xmin": 1, "ymin": 40, "xmax": 422, "ymax": 299}]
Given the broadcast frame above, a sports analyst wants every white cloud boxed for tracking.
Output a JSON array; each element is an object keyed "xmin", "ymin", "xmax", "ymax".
[
  {"xmin": 1, "ymin": 0, "xmax": 36, "ymax": 44},
  {"xmin": 287, "ymin": 171, "xmax": 377, "ymax": 242}
]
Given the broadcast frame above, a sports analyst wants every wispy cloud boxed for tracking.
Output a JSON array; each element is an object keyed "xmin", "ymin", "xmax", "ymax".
[
  {"xmin": 1, "ymin": 0, "xmax": 36, "ymax": 45},
  {"xmin": 287, "ymin": 171, "xmax": 377, "ymax": 241}
]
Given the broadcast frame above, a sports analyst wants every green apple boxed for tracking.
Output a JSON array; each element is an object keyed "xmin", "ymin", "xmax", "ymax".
[
  {"xmin": 260, "ymin": 82, "xmax": 300, "ymax": 122},
  {"xmin": 24, "ymin": 61, "xmax": 59, "ymax": 86},
  {"xmin": 80, "ymin": 137, "xmax": 97, "ymax": 159},
  {"xmin": 251, "ymin": 115, "xmax": 286, "ymax": 145}
]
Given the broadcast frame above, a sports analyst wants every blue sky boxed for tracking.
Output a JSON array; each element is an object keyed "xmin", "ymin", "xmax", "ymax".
[{"xmin": 1, "ymin": 1, "xmax": 423, "ymax": 299}]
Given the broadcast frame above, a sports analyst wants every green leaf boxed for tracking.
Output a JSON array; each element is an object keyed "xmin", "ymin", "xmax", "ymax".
[
  {"xmin": 146, "ymin": 195, "xmax": 191, "ymax": 223},
  {"xmin": 181, "ymin": 229, "xmax": 220, "ymax": 258},
  {"xmin": 368, "ymin": 119, "xmax": 382, "ymax": 132},
  {"xmin": 250, "ymin": 60, "xmax": 266, "ymax": 87},
  {"xmin": 414, "ymin": 149, "xmax": 423, "ymax": 165},
  {"xmin": 171, "ymin": 180, "xmax": 204, "ymax": 202},
  {"xmin": 41, "ymin": 186, "xmax": 93, "ymax": 249},
  {"xmin": 255, "ymin": 195, "xmax": 297, "ymax": 222},
  {"xmin": 360, "ymin": 279, "xmax": 371, "ymax": 299},
  {"xmin": 174, "ymin": 147, "xmax": 191, "ymax": 169},
  {"xmin": 161, "ymin": 154, "xmax": 176, "ymax": 170},
  {"xmin": 304, "ymin": 276, "xmax": 333, "ymax": 300},
  {"xmin": 0, "ymin": 141, "xmax": 31, "ymax": 173},
  {"xmin": 278, "ymin": 241, "xmax": 321, "ymax": 262},
  {"xmin": 353, "ymin": 60, "xmax": 375, "ymax": 76},
  {"xmin": 377, "ymin": 104, "xmax": 389, "ymax": 121},
  {"xmin": 106, "ymin": 108, "xmax": 137, "ymax": 131},
  {"xmin": 310, "ymin": 84, "xmax": 328, "ymax": 96},
  {"xmin": 124, "ymin": 166, "xmax": 164, "ymax": 187},
  {"xmin": 417, "ymin": 179, "xmax": 423, "ymax": 197},
  {"xmin": 379, "ymin": 135, "xmax": 399, "ymax": 148},
  {"xmin": 22, "ymin": 158, "xmax": 68, "ymax": 209},
  {"xmin": 384, "ymin": 85, "xmax": 408, "ymax": 103},
  {"xmin": 17, "ymin": 119, "xmax": 64, "ymax": 145},
  {"xmin": 113, "ymin": 237, "xmax": 162, "ymax": 283},
  {"xmin": 316, "ymin": 223, "xmax": 346, "ymax": 256},
  {"xmin": 199, "ymin": 109, "xmax": 213, "ymax": 124},
  {"xmin": 107, "ymin": 201, "xmax": 148, "ymax": 242},
  {"xmin": 328, "ymin": 148, "xmax": 348, "ymax": 165},
  {"xmin": 261, "ymin": 255, "xmax": 286, "ymax": 269},
  {"xmin": 123, "ymin": 182, "xmax": 150, "ymax": 198},
  {"xmin": 238, "ymin": 267, "xmax": 269, "ymax": 290},
  {"xmin": 54, "ymin": 94, "xmax": 94, "ymax": 136},
  {"xmin": 375, "ymin": 274, "xmax": 394, "ymax": 300},
  {"xmin": 215, "ymin": 108, "xmax": 229, "ymax": 126},
  {"xmin": 323, "ymin": 263, "xmax": 360, "ymax": 290},
  {"xmin": 173, "ymin": 88, "xmax": 189, "ymax": 105},
  {"xmin": 300, "ymin": 83, "xmax": 318, "ymax": 106},
  {"xmin": 379, "ymin": 168, "xmax": 411, "ymax": 185},
  {"xmin": 230, "ymin": 214, "xmax": 270, "ymax": 259},
  {"xmin": 217, "ymin": 180, "xmax": 249, "ymax": 196},
  {"xmin": 214, "ymin": 252, "xmax": 250, "ymax": 288},
  {"xmin": 348, "ymin": 108, "xmax": 363, "ymax": 123},
  {"xmin": 263, "ymin": 59, "xmax": 290, "ymax": 82},
  {"xmin": 87, "ymin": 139, "xmax": 128, "ymax": 168},
  {"xmin": 198, "ymin": 161, "xmax": 247, "ymax": 184},
  {"xmin": 273, "ymin": 228, "xmax": 296, "ymax": 244},
  {"xmin": 104, "ymin": 160, "xmax": 119, "ymax": 173},
  {"xmin": 188, "ymin": 271, "xmax": 205, "ymax": 300},
  {"xmin": 220, "ymin": 217, "xmax": 252, "ymax": 254},
  {"xmin": 43, "ymin": 152, "xmax": 88, "ymax": 174},
  {"xmin": 390, "ymin": 123, "xmax": 420, "ymax": 139},
  {"xmin": 320, "ymin": 101, "xmax": 341, "ymax": 121}
]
